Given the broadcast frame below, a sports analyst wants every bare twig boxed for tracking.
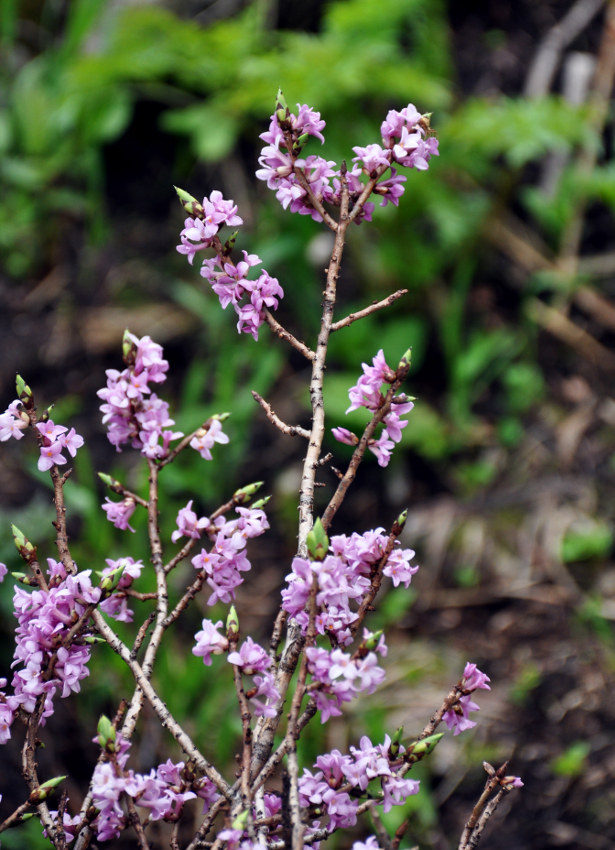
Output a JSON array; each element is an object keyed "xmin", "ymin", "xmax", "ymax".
[
  {"xmin": 331, "ymin": 289, "xmax": 408, "ymax": 332},
  {"xmin": 252, "ymin": 392, "xmax": 311, "ymax": 438}
]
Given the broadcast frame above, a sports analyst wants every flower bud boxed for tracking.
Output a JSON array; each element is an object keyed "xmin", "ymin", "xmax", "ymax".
[
  {"xmin": 251, "ymin": 495, "xmax": 271, "ymax": 510},
  {"xmin": 97, "ymin": 715, "xmax": 116, "ymax": 751},
  {"xmin": 397, "ymin": 348, "xmax": 412, "ymax": 378},
  {"xmin": 231, "ymin": 809, "xmax": 249, "ymax": 831},
  {"xmin": 233, "ymin": 481, "xmax": 264, "ymax": 504},
  {"xmin": 226, "ymin": 605, "xmax": 239, "ymax": 637},
  {"xmin": 174, "ymin": 185, "xmax": 205, "ymax": 219},
  {"xmin": 392, "ymin": 509, "xmax": 407, "ymax": 535},
  {"xmin": 223, "ymin": 231, "xmax": 239, "ymax": 254},
  {"xmin": 122, "ymin": 329, "xmax": 137, "ymax": 367},
  {"xmin": 15, "ymin": 374, "xmax": 33, "ymax": 408},
  {"xmin": 12, "ymin": 524, "xmax": 36, "ymax": 562},
  {"xmin": 404, "ymin": 732, "xmax": 444, "ymax": 764},
  {"xmin": 362, "ymin": 629, "xmax": 384, "ymax": 651},
  {"xmin": 98, "ymin": 472, "xmax": 122, "ymax": 490},
  {"xmin": 29, "ymin": 775, "xmax": 67, "ymax": 803},
  {"xmin": 100, "ymin": 565, "xmax": 125, "ymax": 593},
  {"xmin": 307, "ymin": 518, "xmax": 329, "ymax": 562}
]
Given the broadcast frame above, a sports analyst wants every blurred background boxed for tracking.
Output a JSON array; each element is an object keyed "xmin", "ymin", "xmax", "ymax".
[{"xmin": 1, "ymin": 0, "xmax": 615, "ymax": 847}]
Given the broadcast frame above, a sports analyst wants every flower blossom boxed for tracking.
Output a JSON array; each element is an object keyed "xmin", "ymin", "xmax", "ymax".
[
  {"xmin": 0, "ymin": 400, "xmax": 28, "ymax": 441},
  {"xmin": 190, "ymin": 507, "xmax": 269, "ymax": 606},
  {"xmin": 172, "ymin": 500, "xmax": 210, "ymax": 542},
  {"xmin": 443, "ymin": 662, "xmax": 491, "ymax": 736},
  {"xmin": 282, "ymin": 527, "xmax": 417, "ymax": 647},
  {"xmin": 332, "ymin": 349, "xmax": 413, "ymax": 467}
]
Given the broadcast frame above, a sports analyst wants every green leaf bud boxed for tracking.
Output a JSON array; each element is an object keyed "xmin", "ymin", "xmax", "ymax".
[
  {"xmin": 30, "ymin": 775, "xmax": 67, "ymax": 803},
  {"xmin": 233, "ymin": 481, "xmax": 264, "ymax": 504},
  {"xmin": 226, "ymin": 605, "xmax": 239, "ymax": 637},
  {"xmin": 15, "ymin": 374, "xmax": 33, "ymax": 406},
  {"xmin": 174, "ymin": 186, "xmax": 205, "ymax": 219},
  {"xmin": 307, "ymin": 518, "xmax": 329, "ymax": 561},
  {"xmin": 97, "ymin": 715, "xmax": 116, "ymax": 751}
]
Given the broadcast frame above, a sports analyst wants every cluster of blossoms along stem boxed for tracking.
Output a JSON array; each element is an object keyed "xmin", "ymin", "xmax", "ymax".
[
  {"xmin": 0, "ymin": 558, "xmax": 101, "ymax": 743},
  {"xmin": 298, "ymin": 734, "xmax": 420, "ymax": 834},
  {"xmin": 176, "ymin": 191, "xmax": 283, "ymax": 340},
  {"xmin": 0, "ymin": 401, "xmax": 84, "ymax": 472},
  {"xmin": 282, "ymin": 527, "xmax": 418, "ymax": 646},
  {"xmin": 256, "ymin": 97, "xmax": 438, "ymax": 223},
  {"xmin": 89, "ymin": 733, "xmax": 218, "ymax": 841},
  {"xmin": 176, "ymin": 94, "xmax": 437, "ymax": 341},
  {"xmin": 99, "ymin": 330, "xmax": 230, "ymax": 532},
  {"xmin": 189, "ymin": 504, "xmax": 270, "ymax": 605},
  {"xmin": 192, "ymin": 624, "xmax": 280, "ymax": 719},
  {"xmin": 97, "ymin": 332, "xmax": 180, "ymax": 457},
  {"xmin": 332, "ymin": 348, "xmax": 415, "ymax": 467},
  {"xmin": 443, "ymin": 662, "xmax": 492, "ymax": 735}
]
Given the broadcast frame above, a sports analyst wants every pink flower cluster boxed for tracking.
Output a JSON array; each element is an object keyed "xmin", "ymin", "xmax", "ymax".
[
  {"xmin": 306, "ymin": 632, "xmax": 387, "ymax": 723},
  {"xmin": 298, "ymin": 735, "xmax": 420, "ymax": 834},
  {"xmin": 0, "ymin": 402, "xmax": 84, "ymax": 471},
  {"xmin": 332, "ymin": 349, "xmax": 414, "ymax": 467},
  {"xmin": 256, "ymin": 101, "xmax": 438, "ymax": 222},
  {"xmin": 191, "ymin": 506, "xmax": 269, "ymax": 605},
  {"xmin": 91, "ymin": 735, "xmax": 214, "ymax": 841},
  {"xmin": 282, "ymin": 527, "xmax": 418, "ymax": 646},
  {"xmin": 443, "ymin": 662, "xmax": 492, "ymax": 736},
  {"xmin": 177, "ymin": 196, "xmax": 283, "ymax": 340},
  {"xmin": 35, "ymin": 420, "xmax": 84, "ymax": 471},
  {"xmin": 99, "ymin": 557, "xmax": 144, "ymax": 623},
  {"xmin": 0, "ymin": 400, "xmax": 28, "ymax": 441},
  {"xmin": 97, "ymin": 333, "xmax": 182, "ymax": 458},
  {"xmin": 0, "ymin": 559, "xmax": 101, "ymax": 743},
  {"xmin": 228, "ymin": 635, "xmax": 281, "ymax": 718}
]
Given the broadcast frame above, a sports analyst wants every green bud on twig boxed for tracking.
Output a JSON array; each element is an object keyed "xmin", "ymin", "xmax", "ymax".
[
  {"xmin": 122, "ymin": 329, "xmax": 137, "ymax": 367},
  {"xmin": 307, "ymin": 518, "xmax": 329, "ymax": 562},
  {"xmin": 29, "ymin": 775, "xmax": 67, "ymax": 803},
  {"xmin": 224, "ymin": 231, "xmax": 239, "ymax": 253},
  {"xmin": 100, "ymin": 565, "xmax": 125, "ymax": 593},
  {"xmin": 251, "ymin": 495, "xmax": 271, "ymax": 510},
  {"xmin": 404, "ymin": 732, "xmax": 444, "ymax": 764},
  {"xmin": 393, "ymin": 509, "xmax": 407, "ymax": 536},
  {"xmin": 362, "ymin": 629, "xmax": 384, "ymax": 651},
  {"xmin": 174, "ymin": 186, "xmax": 205, "ymax": 219},
  {"xmin": 231, "ymin": 810, "xmax": 249, "ymax": 831},
  {"xmin": 15, "ymin": 374, "xmax": 33, "ymax": 408},
  {"xmin": 12, "ymin": 524, "xmax": 36, "ymax": 562},
  {"xmin": 97, "ymin": 715, "xmax": 116, "ymax": 751},
  {"xmin": 226, "ymin": 605, "xmax": 239, "ymax": 637},
  {"xmin": 233, "ymin": 481, "xmax": 264, "ymax": 504},
  {"xmin": 98, "ymin": 472, "xmax": 120, "ymax": 489}
]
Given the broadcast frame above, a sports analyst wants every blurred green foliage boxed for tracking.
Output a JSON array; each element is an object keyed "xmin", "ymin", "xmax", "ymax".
[{"xmin": 1, "ymin": 1, "xmax": 614, "ymax": 840}]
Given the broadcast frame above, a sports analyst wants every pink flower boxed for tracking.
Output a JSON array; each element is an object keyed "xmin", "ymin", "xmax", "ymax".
[
  {"xmin": 38, "ymin": 439, "xmax": 67, "ymax": 471},
  {"xmin": 172, "ymin": 500, "xmax": 210, "ymax": 542},
  {"xmin": 193, "ymin": 619, "xmax": 228, "ymax": 666},
  {"xmin": 190, "ymin": 419, "xmax": 229, "ymax": 460},
  {"xmin": 102, "ymin": 497, "xmax": 136, "ymax": 532},
  {"xmin": 227, "ymin": 636, "xmax": 270, "ymax": 675}
]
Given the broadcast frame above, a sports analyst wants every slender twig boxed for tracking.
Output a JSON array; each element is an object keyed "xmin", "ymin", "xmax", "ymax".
[
  {"xmin": 331, "ymin": 289, "xmax": 408, "ymax": 332},
  {"xmin": 92, "ymin": 609, "xmax": 232, "ymax": 799},
  {"xmin": 263, "ymin": 311, "xmax": 315, "ymax": 360},
  {"xmin": 252, "ymin": 392, "xmax": 311, "ymax": 438},
  {"xmin": 321, "ymin": 371, "xmax": 409, "ymax": 531}
]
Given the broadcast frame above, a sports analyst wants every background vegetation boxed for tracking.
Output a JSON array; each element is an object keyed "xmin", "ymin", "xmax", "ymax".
[{"xmin": 1, "ymin": 0, "xmax": 614, "ymax": 847}]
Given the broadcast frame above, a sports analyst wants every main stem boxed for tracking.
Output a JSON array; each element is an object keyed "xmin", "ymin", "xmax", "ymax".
[{"xmin": 250, "ymin": 173, "xmax": 350, "ymax": 782}]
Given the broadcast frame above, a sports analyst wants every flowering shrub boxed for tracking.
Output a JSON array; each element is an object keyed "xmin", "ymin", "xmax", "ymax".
[{"xmin": 0, "ymin": 92, "xmax": 521, "ymax": 850}]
